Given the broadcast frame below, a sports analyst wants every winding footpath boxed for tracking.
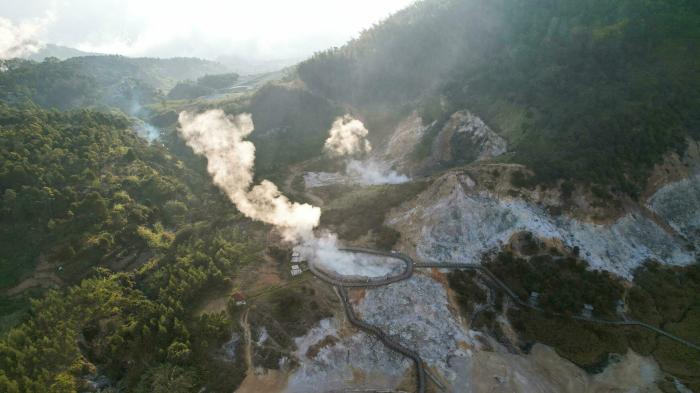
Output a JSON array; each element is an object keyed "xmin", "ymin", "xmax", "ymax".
[
  {"xmin": 336, "ymin": 286, "xmax": 427, "ymax": 393},
  {"xmin": 310, "ymin": 248, "xmax": 426, "ymax": 393},
  {"xmin": 308, "ymin": 251, "xmax": 700, "ymax": 393}
]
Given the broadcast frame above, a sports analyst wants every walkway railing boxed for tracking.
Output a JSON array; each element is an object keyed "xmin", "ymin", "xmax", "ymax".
[{"xmin": 307, "ymin": 251, "xmax": 700, "ymax": 393}]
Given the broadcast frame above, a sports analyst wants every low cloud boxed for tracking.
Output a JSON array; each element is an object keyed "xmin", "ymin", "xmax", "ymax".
[{"xmin": 0, "ymin": 16, "xmax": 48, "ymax": 59}]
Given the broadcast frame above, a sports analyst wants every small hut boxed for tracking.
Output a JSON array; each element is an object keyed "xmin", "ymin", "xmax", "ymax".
[{"xmin": 232, "ymin": 292, "xmax": 247, "ymax": 306}]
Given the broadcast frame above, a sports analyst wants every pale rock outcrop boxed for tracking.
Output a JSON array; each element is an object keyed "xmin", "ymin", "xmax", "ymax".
[
  {"xmin": 284, "ymin": 318, "xmax": 410, "ymax": 393},
  {"xmin": 380, "ymin": 110, "xmax": 507, "ymax": 176},
  {"xmin": 281, "ymin": 273, "xmax": 665, "ymax": 393},
  {"xmin": 383, "ymin": 112, "xmax": 429, "ymax": 167},
  {"xmin": 432, "ymin": 110, "xmax": 507, "ymax": 164},
  {"xmin": 648, "ymin": 174, "xmax": 700, "ymax": 244},
  {"xmin": 388, "ymin": 172, "xmax": 697, "ymax": 279},
  {"xmin": 356, "ymin": 274, "xmax": 473, "ymax": 384}
]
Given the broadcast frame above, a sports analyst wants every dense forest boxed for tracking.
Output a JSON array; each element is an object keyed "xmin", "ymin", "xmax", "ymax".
[
  {"xmin": 167, "ymin": 73, "xmax": 240, "ymax": 100},
  {"xmin": 299, "ymin": 0, "xmax": 700, "ymax": 194},
  {"xmin": 0, "ymin": 56, "xmax": 229, "ymax": 113},
  {"xmin": 0, "ymin": 103, "xmax": 263, "ymax": 391},
  {"xmin": 0, "ymin": 104, "xmax": 196, "ymax": 290}
]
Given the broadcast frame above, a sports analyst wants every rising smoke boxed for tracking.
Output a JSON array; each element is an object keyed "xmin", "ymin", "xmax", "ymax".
[{"xmin": 178, "ymin": 110, "xmax": 321, "ymax": 242}]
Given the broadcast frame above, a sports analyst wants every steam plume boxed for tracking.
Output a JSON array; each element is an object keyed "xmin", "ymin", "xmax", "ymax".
[
  {"xmin": 179, "ymin": 110, "xmax": 400, "ymax": 278},
  {"xmin": 323, "ymin": 115, "xmax": 372, "ymax": 157},
  {"xmin": 0, "ymin": 17, "xmax": 45, "ymax": 60},
  {"xmin": 178, "ymin": 110, "xmax": 320, "ymax": 242},
  {"xmin": 322, "ymin": 114, "xmax": 409, "ymax": 186},
  {"xmin": 345, "ymin": 159, "xmax": 409, "ymax": 185}
]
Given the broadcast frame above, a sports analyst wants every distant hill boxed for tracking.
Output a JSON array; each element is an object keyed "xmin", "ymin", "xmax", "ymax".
[
  {"xmin": 217, "ymin": 54, "xmax": 301, "ymax": 75},
  {"xmin": 167, "ymin": 72, "xmax": 240, "ymax": 100},
  {"xmin": 0, "ymin": 55, "xmax": 230, "ymax": 112},
  {"xmin": 65, "ymin": 55, "xmax": 230, "ymax": 92},
  {"xmin": 26, "ymin": 43, "xmax": 101, "ymax": 61}
]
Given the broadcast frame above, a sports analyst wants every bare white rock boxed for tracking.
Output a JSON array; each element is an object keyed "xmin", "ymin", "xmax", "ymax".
[
  {"xmin": 284, "ymin": 318, "xmax": 409, "ymax": 393},
  {"xmin": 648, "ymin": 173, "xmax": 700, "ymax": 244},
  {"xmin": 388, "ymin": 173, "xmax": 696, "ymax": 279}
]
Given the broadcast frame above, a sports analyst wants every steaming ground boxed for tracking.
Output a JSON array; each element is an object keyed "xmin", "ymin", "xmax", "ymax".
[
  {"xmin": 134, "ymin": 120, "xmax": 160, "ymax": 142},
  {"xmin": 304, "ymin": 114, "xmax": 411, "ymax": 187},
  {"xmin": 315, "ymin": 252, "xmax": 405, "ymax": 278},
  {"xmin": 177, "ymin": 108, "xmax": 688, "ymax": 392},
  {"xmin": 304, "ymin": 159, "xmax": 409, "ymax": 188},
  {"xmin": 178, "ymin": 110, "xmax": 399, "ymax": 278},
  {"xmin": 297, "ymin": 242, "xmax": 407, "ymax": 278}
]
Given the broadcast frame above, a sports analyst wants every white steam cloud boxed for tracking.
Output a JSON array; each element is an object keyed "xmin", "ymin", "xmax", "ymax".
[
  {"xmin": 321, "ymin": 114, "xmax": 409, "ymax": 186},
  {"xmin": 0, "ymin": 16, "xmax": 47, "ymax": 60},
  {"xmin": 323, "ymin": 115, "xmax": 372, "ymax": 157},
  {"xmin": 178, "ymin": 110, "xmax": 405, "ymax": 279},
  {"xmin": 178, "ymin": 110, "xmax": 321, "ymax": 242},
  {"xmin": 345, "ymin": 159, "xmax": 409, "ymax": 185}
]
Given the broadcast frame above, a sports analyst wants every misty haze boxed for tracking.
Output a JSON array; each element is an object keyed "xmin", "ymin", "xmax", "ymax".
[{"xmin": 1, "ymin": 1, "xmax": 700, "ymax": 393}]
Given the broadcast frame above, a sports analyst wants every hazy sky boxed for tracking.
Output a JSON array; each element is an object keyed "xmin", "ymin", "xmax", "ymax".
[{"xmin": 0, "ymin": 0, "xmax": 415, "ymax": 61}]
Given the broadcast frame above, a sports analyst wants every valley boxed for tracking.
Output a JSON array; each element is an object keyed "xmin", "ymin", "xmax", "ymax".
[
  {"xmin": 1, "ymin": 0, "xmax": 700, "ymax": 392},
  {"xmin": 226, "ymin": 147, "xmax": 700, "ymax": 392}
]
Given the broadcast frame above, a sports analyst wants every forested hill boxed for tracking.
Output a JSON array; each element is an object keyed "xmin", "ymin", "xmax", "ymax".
[
  {"xmin": 0, "ymin": 103, "xmax": 261, "ymax": 392},
  {"xmin": 298, "ymin": 0, "xmax": 700, "ymax": 194},
  {"xmin": 0, "ymin": 103, "xmax": 197, "ymax": 292},
  {"xmin": 0, "ymin": 56, "xmax": 229, "ymax": 112},
  {"xmin": 27, "ymin": 44, "xmax": 100, "ymax": 61},
  {"xmin": 65, "ymin": 56, "xmax": 229, "ymax": 92}
]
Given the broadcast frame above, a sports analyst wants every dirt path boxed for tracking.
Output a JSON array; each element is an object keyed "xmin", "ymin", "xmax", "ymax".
[
  {"xmin": 240, "ymin": 309, "xmax": 253, "ymax": 372},
  {"xmin": 235, "ymin": 308, "xmax": 290, "ymax": 393},
  {"xmin": 5, "ymin": 256, "xmax": 63, "ymax": 296},
  {"xmin": 336, "ymin": 286, "xmax": 427, "ymax": 393},
  {"xmin": 307, "ymin": 250, "xmax": 700, "ymax": 393},
  {"xmin": 234, "ymin": 369, "xmax": 288, "ymax": 393}
]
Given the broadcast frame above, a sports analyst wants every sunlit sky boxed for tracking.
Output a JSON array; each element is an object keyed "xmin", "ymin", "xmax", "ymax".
[{"xmin": 0, "ymin": 0, "xmax": 416, "ymax": 61}]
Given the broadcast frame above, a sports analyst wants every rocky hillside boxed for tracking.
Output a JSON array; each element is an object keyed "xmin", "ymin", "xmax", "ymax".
[
  {"xmin": 298, "ymin": 0, "xmax": 700, "ymax": 194},
  {"xmin": 388, "ymin": 170, "xmax": 698, "ymax": 279}
]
